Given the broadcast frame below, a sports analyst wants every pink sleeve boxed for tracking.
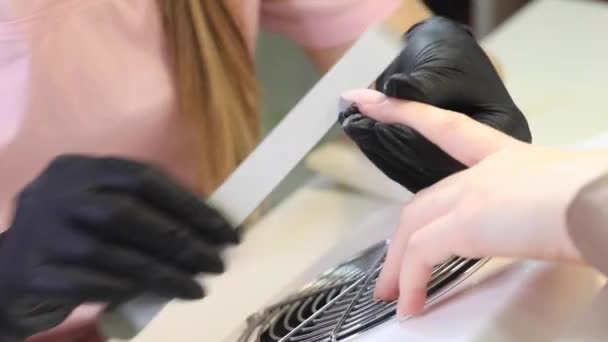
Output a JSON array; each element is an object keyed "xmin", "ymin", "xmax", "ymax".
[{"xmin": 260, "ymin": 0, "xmax": 402, "ymax": 48}]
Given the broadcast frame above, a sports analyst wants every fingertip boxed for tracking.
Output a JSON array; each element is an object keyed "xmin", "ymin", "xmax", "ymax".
[
  {"xmin": 340, "ymin": 89, "xmax": 386, "ymax": 106},
  {"xmin": 373, "ymin": 285, "xmax": 393, "ymax": 302},
  {"xmin": 375, "ymin": 271, "xmax": 399, "ymax": 301},
  {"xmin": 229, "ymin": 226, "xmax": 243, "ymax": 244},
  {"xmin": 209, "ymin": 222, "xmax": 240, "ymax": 245},
  {"xmin": 397, "ymin": 253, "xmax": 434, "ymax": 316},
  {"xmin": 373, "ymin": 288, "xmax": 382, "ymax": 301},
  {"xmin": 411, "ymin": 289, "xmax": 428, "ymax": 313},
  {"xmin": 397, "ymin": 306, "xmax": 408, "ymax": 318},
  {"xmin": 180, "ymin": 281, "xmax": 205, "ymax": 300},
  {"xmin": 204, "ymin": 254, "xmax": 226, "ymax": 274},
  {"xmin": 397, "ymin": 288, "xmax": 426, "ymax": 317},
  {"xmin": 192, "ymin": 284, "xmax": 205, "ymax": 299},
  {"xmin": 374, "ymin": 244, "xmax": 406, "ymax": 301},
  {"xmin": 396, "ymin": 299, "xmax": 410, "ymax": 318}
]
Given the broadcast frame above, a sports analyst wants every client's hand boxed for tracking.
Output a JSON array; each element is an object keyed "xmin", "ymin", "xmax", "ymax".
[{"xmin": 342, "ymin": 89, "xmax": 608, "ymax": 316}]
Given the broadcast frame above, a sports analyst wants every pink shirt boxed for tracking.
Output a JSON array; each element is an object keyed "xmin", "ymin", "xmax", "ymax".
[
  {"xmin": 0, "ymin": 0, "xmax": 400, "ymax": 229},
  {"xmin": 0, "ymin": 0, "xmax": 399, "ymax": 339}
]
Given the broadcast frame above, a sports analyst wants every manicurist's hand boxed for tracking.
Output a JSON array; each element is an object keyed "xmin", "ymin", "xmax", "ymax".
[
  {"xmin": 340, "ymin": 16, "xmax": 531, "ymax": 193},
  {"xmin": 0, "ymin": 155, "xmax": 238, "ymax": 340}
]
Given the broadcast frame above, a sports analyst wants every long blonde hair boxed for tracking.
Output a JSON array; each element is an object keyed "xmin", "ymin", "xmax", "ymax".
[{"xmin": 160, "ymin": 0, "xmax": 260, "ymax": 194}]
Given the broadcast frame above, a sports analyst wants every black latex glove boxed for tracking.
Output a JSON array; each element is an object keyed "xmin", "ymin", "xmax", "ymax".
[
  {"xmin": 339, "ymin": 16, "xmax": 532, "ymax": 193},
  {"xmin": 0, "ymin": 155, "xmax": 238, "ymax": 340}
]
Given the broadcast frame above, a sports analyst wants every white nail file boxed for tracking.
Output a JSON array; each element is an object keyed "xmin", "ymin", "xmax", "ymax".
[{"xmin": 99, "ymin": 24, "xmax": 403, "ymax": 340}]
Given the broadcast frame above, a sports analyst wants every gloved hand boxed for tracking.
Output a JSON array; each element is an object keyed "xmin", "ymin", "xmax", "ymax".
[
  {"xmin": 339, "ymin": 16, "xmax": 532, "ymax": 193},
  {"xmin": 0, "ymin": 155, "xmax": 238, "ymax": 340}
]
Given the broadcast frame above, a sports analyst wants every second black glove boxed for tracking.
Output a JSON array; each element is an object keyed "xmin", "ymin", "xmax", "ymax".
[{"xmin": 0, "ymin": 155, "xmax": 238, "ymax": 339}]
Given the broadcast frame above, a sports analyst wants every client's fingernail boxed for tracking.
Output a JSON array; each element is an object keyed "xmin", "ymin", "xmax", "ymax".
[
  {"xmin": 397, "ymin": 312, "xmax": 411, "ymax": 321},
  {"xmin": 340, "ymin": 89, "xmax": 387, "ymax": 111},
  {"xmin": 338, "ymin": 97, "xmax": 354, "ymax": 113},
  {"xmin": 397, "ymin": 306, "xmax": 411, "ymax": 319}
]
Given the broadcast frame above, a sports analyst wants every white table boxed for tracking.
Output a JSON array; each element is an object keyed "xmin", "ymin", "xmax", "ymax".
[
  {"xmin": 131, "ymin": 0, "xmax": 608, "ymax": 341},
  {"xmin": 483, "ymin": 0, "xmax": 608, "ymax": 148}
]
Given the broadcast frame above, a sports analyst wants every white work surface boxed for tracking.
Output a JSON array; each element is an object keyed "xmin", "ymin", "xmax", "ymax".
[
  {"xmin": 131, "ymin": 0, "xmax": 608, "ymax": 341},
  {"xmin": 482, "ymin": 0, "xmax": 608, "ymax": 148}
]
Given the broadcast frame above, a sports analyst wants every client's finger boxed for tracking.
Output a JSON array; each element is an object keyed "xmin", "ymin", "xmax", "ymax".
[
  {"xmin": 396, "ymin": 213, "xmax": 465, "ymax": 316},
  {"xmin": 375, "ymin": 172, "xmax": 464, "ymax": 300},
  {"xmin": 341, "ymin": 89, "xmax": 520, "ymax": 166}
]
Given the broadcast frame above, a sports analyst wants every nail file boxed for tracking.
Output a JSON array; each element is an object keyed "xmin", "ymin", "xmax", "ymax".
[{"xmin": 99, "ymin": 24, "xmax": 404, "ymax": 340}]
